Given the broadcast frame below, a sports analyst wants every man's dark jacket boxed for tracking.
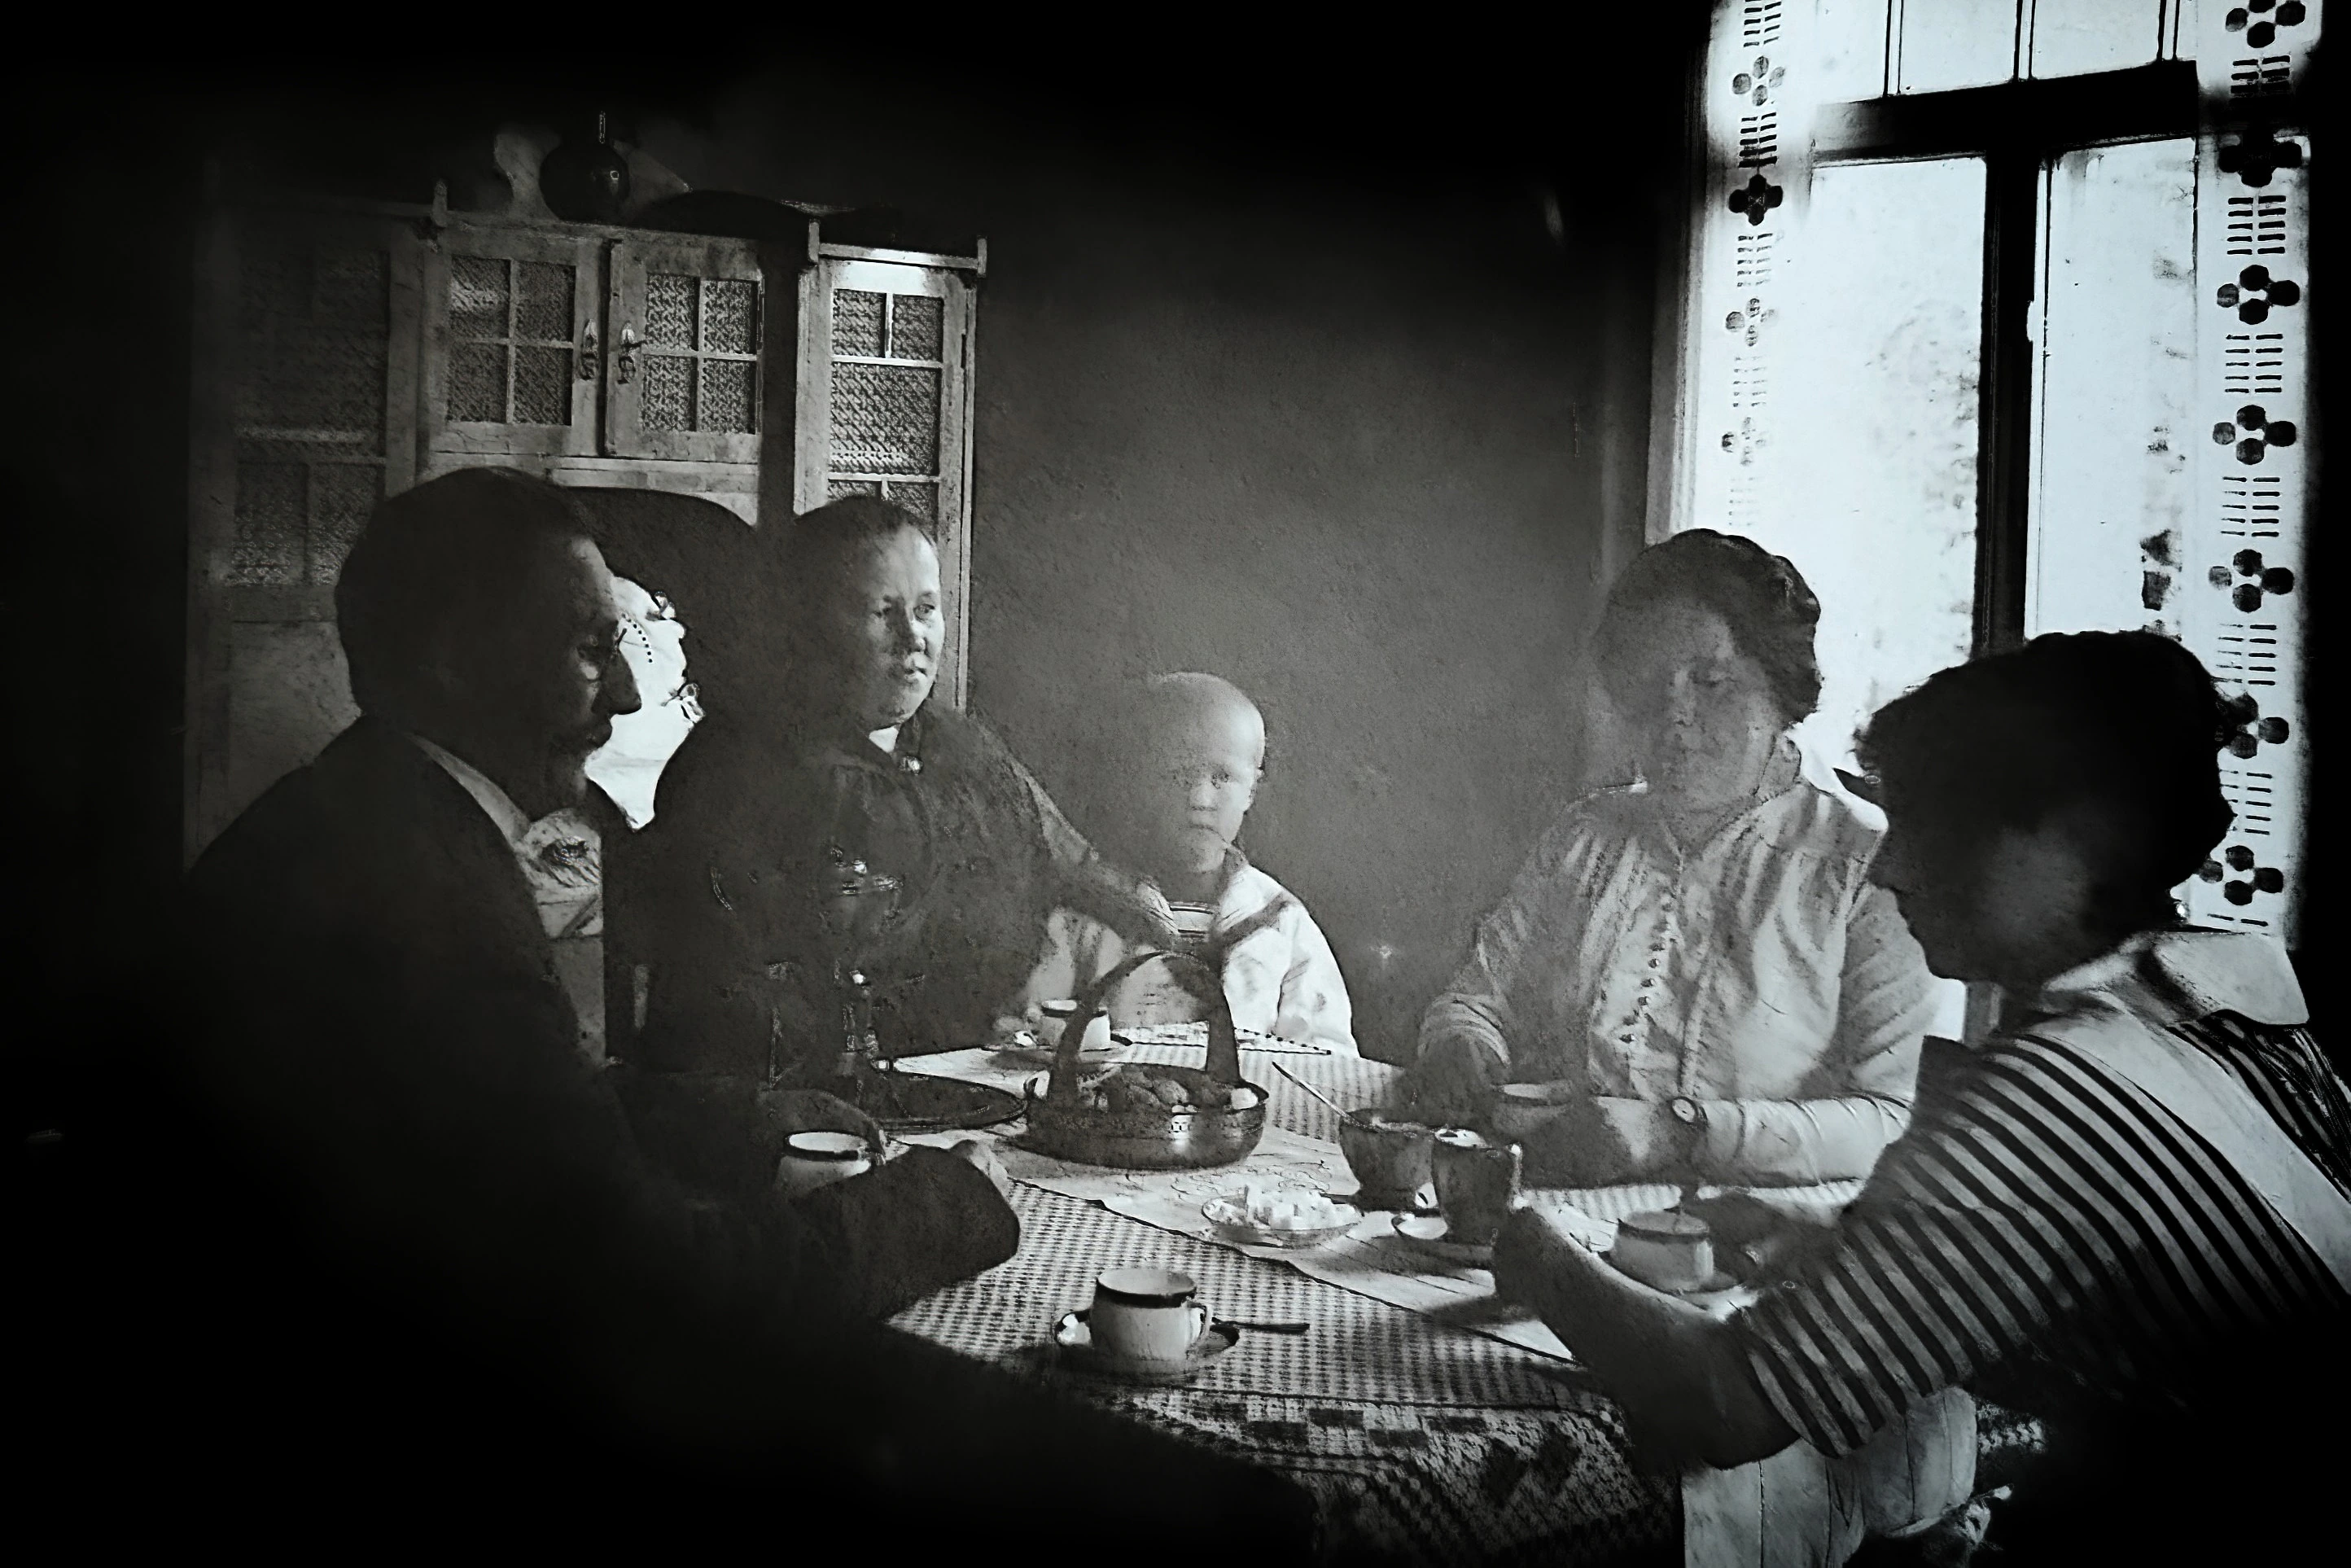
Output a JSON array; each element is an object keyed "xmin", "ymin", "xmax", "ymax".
[{"xmin": 94, "ymin": 716, "xmax": 1307, "ymax": 1548}]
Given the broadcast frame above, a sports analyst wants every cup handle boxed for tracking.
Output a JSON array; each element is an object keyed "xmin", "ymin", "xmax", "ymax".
[{"xmin": 1187, "ymin": 1301, "xmax": 1210, "ymax": 1346}]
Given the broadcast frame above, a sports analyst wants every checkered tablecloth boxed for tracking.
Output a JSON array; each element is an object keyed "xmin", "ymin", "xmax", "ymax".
[
  {"xmin": 892, "ymin": 1183, "xmax": 1678, "ymax": 1565},
  {"xmin": 889, "ymin": 1041, "xmax": 1683, "ymax": 1561}
]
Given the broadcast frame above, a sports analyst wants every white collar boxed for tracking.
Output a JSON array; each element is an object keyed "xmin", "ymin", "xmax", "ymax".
[
  {"xmin": 410, "ymin": 734, "xmax": 534, "ymax": 850},
  {"xmin": 2038, "ymin": 926, "xmax": 2308, "ymax": 1029}
]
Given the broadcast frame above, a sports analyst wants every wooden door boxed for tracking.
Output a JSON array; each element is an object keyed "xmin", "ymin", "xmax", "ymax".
[
  {"xmin": 422, "ymin": 226, "xmax": 603, "ymax": 458},
  {"xmin": 604, "ymin": 236, "xmax": 764, "ymax": 465}
]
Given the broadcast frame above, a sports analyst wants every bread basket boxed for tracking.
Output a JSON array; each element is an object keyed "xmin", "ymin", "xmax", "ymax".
[{"xmin": 1021, "ymin": 949, "xmax": 1267, "ymax": 1170}]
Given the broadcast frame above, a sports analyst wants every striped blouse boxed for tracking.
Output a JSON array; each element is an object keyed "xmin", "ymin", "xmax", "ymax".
[{"xmin": 1736, "ymin": 929, "xmax": 2350, "ymax": 1457}]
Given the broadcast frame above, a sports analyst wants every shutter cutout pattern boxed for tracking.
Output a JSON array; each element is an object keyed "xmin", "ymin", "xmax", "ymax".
[
  {"xmin": 2184, "ymin": 0, "xmax": 2321, "ymax": 943},
  {"xmin": 1692, "ymin": 2, "xmax": 1811, "ymax": 545}
]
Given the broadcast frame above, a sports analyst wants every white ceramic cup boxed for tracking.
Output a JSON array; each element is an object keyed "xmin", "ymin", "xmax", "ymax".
[
  {"xmin": 775, "ymin": 1130, "xmax": 873, "ymax": 1200},
  {"xmin": 1088, "ymin": 1267, "xmax": 1210, "ymax": 1364}
]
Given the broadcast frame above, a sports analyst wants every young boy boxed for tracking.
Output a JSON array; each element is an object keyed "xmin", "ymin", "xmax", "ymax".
[{"xmin": 1016, "ymin": 673, "xmax": 1356, "ymax": 1053}]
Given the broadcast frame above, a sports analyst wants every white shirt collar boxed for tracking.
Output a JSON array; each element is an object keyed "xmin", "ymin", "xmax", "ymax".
[
  {"xmin": 2039, "ymin": 926, "xmax": 2308, "ymax": 1029},
  {"xmin": 409, "ymin": 734, "xmax": 534, "ymax": 850}
]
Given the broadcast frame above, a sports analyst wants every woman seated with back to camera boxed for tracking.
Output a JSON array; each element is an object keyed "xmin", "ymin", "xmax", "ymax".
[
  {"xmin": 1408, "ymin": 530, "xmax": 1941, "ymax": 1188},
  {"xmin": 1491, "ymin": 630, "xmax": 2350, "ymax": 1560}
]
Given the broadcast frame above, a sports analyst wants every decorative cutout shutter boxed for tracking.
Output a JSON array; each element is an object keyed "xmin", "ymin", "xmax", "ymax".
[{"xmin": 2182, "ymin": 0, "xmax": 2320, "ymax": 944}]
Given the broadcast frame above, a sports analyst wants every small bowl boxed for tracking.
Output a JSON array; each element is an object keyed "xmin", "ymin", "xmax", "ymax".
[{"xmin": 1201, "ymin": 1194, "xmax": 1364, "ymax": 1249}]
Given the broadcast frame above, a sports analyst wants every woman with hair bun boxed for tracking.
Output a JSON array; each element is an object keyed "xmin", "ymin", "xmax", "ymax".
[{"xmin": 1409, "ymin": 528, "xmax": 1941, "ymax": 1187}]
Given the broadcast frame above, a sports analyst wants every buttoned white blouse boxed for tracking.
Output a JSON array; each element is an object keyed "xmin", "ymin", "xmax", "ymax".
[{"xmin": 1420, "ymin": 743, "xmax": 1942, "ymax": 1185}]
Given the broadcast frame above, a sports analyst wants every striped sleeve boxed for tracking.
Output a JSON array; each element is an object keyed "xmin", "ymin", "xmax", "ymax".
[{"xmin": 1733, "ymin": 1032, "xmax": 2344, "ymax": 1457}]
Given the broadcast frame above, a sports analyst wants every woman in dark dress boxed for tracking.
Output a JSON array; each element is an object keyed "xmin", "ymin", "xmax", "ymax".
[{"xmin": 627, "ymin": 497, "xmax": 1170, "ymax": 1083}]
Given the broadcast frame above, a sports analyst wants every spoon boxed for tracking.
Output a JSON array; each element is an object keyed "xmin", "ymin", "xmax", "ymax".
[
  {"xmin": 1269, "ymin": 1062, "xmax": 1363, "ymax": 1124},
  {"xmin": 1223, "ymin": 1319, "xmax": 1310, "ymax": 1335}
]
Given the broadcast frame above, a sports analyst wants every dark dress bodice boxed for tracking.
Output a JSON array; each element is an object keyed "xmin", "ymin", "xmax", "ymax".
[{"xmin": 623, "ymin": 704, "xmax": 1078, "ymax": 1078}]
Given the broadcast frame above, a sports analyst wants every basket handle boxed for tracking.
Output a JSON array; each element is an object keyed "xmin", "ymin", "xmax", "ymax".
[{"xmin": 1049, "ymin": 948, "xmax": 1242, "ymax": 1099}]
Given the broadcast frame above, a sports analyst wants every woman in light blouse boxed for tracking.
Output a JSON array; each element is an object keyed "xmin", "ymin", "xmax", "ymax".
[{"xmin": 1408, "ymin": 529, "xmax": 1941, "ymax": 1187}]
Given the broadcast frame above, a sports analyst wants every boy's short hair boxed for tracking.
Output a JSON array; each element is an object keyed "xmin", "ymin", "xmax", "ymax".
[{"xmin": 1131, "ymin": 672, "xmax": 1266, "ymax": 767}]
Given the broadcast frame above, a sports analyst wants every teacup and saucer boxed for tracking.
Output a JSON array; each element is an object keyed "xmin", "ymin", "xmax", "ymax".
[{"xmin": 1053, "ymin": 1267, "xmax": 1240, "ymax": 1384}]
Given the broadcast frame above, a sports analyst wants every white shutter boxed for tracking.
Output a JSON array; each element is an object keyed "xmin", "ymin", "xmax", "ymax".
[{"xmin": 2181, "ymin": 0, "xmax": 2322, "ymax": 944}]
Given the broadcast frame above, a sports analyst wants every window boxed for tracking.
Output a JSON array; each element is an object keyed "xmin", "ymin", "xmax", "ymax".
[{"xmin": 1661, "ymin": 0, "xmax": 2319, "ymax": 946}]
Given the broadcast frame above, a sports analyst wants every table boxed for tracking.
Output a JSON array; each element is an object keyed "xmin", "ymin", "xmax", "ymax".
[
  {"xmin": 884, "ymin": 1039, "xmax": 2031, "ymax": 1564},
  {"xmin": 885, "ymin": 1041, "xmax": 1700, "ymax": 1563}
]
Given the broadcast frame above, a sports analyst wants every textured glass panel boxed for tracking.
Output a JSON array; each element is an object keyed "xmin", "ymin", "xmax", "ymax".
[
  {"xmin": 449, "ymin": 256, "xmax": 509, "ymax": 340},
  {"xmin": 1760, "ymin": 156, "xmax": 1985, "ymax": 769},
  {"xmin": 834, "ymin": 288, "xmax": 885, "ymax": 355},
  {"xmin": 702, "ymin": 278, "xmax": 756, "ymax": 355},
  {"xmin": 230, "ymin": 462, "xmax": 305, "ymax": 585},
  {"xmin": 829, "ymin": 362, "xmax": 940, "ymax": 475},
  {"xmin": 513, "ymin": 345, "xmax": 574, "ymax": 425},
  {"xmin": 646, "ymin": 275, "xmax": 696, "ymax": 348},
  {"xmin": 237, "ymin": 243, "xmax": 388, "ymax": 447},
  {"xmin": 449, "ymin": 342, "xmax": 508, "ymax": 423},
  {"xmin": 881, "ymin": 480, "xmax": 937, "ymax": 521},
  {"xmin": 2029, "ymin": 140, "xmax": 2197, "ymax": 640},
  {"xmin": 313, "ymin": 247, "xmax": 389, "ymax": 328},
  {"xmin": 828, "ymin": 479, "xmax": 881, "ymax": 501},
  {"xmin": 241, "ymin": 243, "xmax": 309, "ymax": 329},
  {"xmin": 2029, "ymin": 0, "xmax": 2161, "ymax": 79},
  {"xmin": 888, "ymin": 294, "xmax": 943, "ymax": 361},
  {"xmin": 1896, "ymin": 0, "xmax": 2019, "ymax": 94},
  {"xmin": 643, "ymin": 353, "xmax": 693, "ymax": 430},
  {"xmin": 247, "ymin": 332, "xmax": 387, "ymax": 445},
  {"xmin": 308, "ymin": 463, "xmax": 383, "ymax": 585},
  {"xmin": 698, "ymin": 357, "xmax": 754, "ymax": 432},
  {"xmin": 514, "ymin": 261, "xmax": 573, "ymax": 342},
  {"xmin": 1815, "ymin": 0, "xmax": 1891, "ymax": 101}
]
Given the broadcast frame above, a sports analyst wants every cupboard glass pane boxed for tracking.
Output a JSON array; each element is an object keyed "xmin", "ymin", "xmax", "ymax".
[
  {"xmin": 2027, "ymin": 138, "xmax": 2198, "ymax": 639},
  {"xmin": 1756, "ymin": 155, "xmax": 1986, "ymax": 767}
]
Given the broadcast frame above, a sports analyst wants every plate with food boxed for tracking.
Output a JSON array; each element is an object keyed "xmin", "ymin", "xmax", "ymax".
[{"xmin": 1202, "ymin": 1188, "xmax": 1363, "ymax": 1249}]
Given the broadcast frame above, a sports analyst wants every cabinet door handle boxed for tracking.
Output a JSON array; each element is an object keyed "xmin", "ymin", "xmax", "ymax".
[
  {"xmin": 580, "ymin": 320, "xmax": 600, "ymax": 378},
  {"xmin": 615, "ymin": 324, "xmax": 640, "ymax": 386}
]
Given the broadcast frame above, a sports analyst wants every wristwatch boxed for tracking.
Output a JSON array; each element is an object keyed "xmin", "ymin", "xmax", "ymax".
[{"xmin": 1670, "ymin": 1096, "xmax": 1705, "ymax": 1152}]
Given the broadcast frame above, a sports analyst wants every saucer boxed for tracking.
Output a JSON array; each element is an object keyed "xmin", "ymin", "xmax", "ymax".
[
  {"xmin": 1604, "ymin": 1251, "xmax": 1740, "ymax": 1297},
  {"xmin": 1388, "ymin": 1211, "xmax": 1495, "ymax": 1268},
  {"xmin": 1052, "ymin": 1311, "xmax": 1241, "ymax": 1385}
]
